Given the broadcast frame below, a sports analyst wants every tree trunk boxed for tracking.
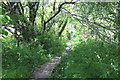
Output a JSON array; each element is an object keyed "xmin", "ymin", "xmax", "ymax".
[
  {"xmin": 58, "ymin": 18, "xmax": 68, "ymax": 36},
  {"xmin": 116, "ymin": 2, "xmax": 120, "ymax": 53}
]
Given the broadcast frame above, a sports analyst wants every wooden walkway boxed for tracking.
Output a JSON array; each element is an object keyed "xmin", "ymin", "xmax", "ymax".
[{"xmin": 29, "ymin": 40, "xmax": 71, "ymax": 79}]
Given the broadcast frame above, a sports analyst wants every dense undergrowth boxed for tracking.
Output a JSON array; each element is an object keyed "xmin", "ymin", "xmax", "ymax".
[
  {"xmin": 50, "ymin": 39, "xmax": 119, "ymax": 78},
  {"xmin": 2, "ymin": 32, "xmax": 66, "ymax": 78}
]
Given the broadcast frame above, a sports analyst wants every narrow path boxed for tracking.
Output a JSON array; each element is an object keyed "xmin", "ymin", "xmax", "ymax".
[{"xmin": 29, "ymin": 40, "xmax": 71, "ymax": 79}]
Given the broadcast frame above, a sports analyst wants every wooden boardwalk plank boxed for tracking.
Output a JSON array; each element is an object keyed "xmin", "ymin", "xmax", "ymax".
[{"xmin": 29, "ymin": 40, "xmax": 71, "ymax": 79}]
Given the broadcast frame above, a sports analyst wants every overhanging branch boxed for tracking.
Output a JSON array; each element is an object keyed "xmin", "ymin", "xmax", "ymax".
[
  {"xmin": 62, "ymin": 8, "xmax": 119, "ymax": 33},
  {"xmin": 44, "ymin": 2, "xmax": 75, "ymax": 25}
]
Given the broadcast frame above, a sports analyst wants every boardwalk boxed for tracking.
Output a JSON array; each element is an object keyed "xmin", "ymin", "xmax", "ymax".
[{"xmin": 29, "ymin": 40, "xmax": 71, "ymax": 79}]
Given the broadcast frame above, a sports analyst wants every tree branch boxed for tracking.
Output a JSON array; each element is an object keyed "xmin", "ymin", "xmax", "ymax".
[
  {"xmin": 44, "ymin": 2, "xmax": 75, "ymax": 25},
  {"xmin": 62, "ymin": 8, "xmax": 119, "ymax": 32}
]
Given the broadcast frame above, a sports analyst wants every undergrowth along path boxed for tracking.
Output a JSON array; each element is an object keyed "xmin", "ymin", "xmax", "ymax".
[{"xmin": 29, "ymin": 40, "xmax": 71, "ymax": 79}]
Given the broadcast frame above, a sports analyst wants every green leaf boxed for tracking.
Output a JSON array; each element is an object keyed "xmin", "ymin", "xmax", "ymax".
[
  {"xmin": 8, "ymin": 14, "xmax": 27, "ymax": 21},
  {"xmin": 0, "ymin": 29, "xmax": 8, "ymax": 36}
]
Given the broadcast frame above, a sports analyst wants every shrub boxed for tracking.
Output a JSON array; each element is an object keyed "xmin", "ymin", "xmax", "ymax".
[
  {"xmin": 51, "ymin": 39, "xmax": 118, "ymax": 78},
  {"xmin": 32, "ymin": 32, "xmax": 66, "ymax": 56},
  {"xmin": 2, "ymin": 36, "xmax": 48, "ymax": 78},
  {"xmin": 2, "ymin": 31, "xmax": 66, "ymax": 78}
]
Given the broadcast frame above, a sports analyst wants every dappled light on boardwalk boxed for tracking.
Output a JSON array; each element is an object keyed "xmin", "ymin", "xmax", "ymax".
[
  {"xmin": 29, "ymin": 57, "xmax": 61, "ymax": 78},
  {"xmin": 66, "ymin": 40, "xmax": 71, "ymax": 50}
]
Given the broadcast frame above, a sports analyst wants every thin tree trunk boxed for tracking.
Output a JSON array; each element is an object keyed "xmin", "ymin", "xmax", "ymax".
[
  {"xmin": 116, "ymin": 2, "xmax": 120, "ymax": 53},
  {"xmin": 58, "ymin": 18, "xmax": 68, "ymax": 36}
]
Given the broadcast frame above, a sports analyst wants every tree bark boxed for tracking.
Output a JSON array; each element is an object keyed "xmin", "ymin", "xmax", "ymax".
[{"xmin": 116, "ymin": 2, "xmax": 120, "ymax": 53}]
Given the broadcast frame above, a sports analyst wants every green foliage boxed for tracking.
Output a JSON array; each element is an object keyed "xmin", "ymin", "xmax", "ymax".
[
  {"xmin": 33, "ymin": 32, "xmax": 66, "ymax": 56},
  {"xmin": 2, "ymin": 31, "xmax": 66, "ymax": 78},
  {"xmin": 50, "ymin": 39, "xmax": 118, "ymax": 78},
  {"xmin": 0, "ymin": 29, "xmax": 8, "ymax": 36},
  {"xmin": 1, "ymin": 1, "xmax": 119, "ymax": 79},
  {"xmin": 2, "ymin": 36, "xmax": 48, "ymax": 78}
]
